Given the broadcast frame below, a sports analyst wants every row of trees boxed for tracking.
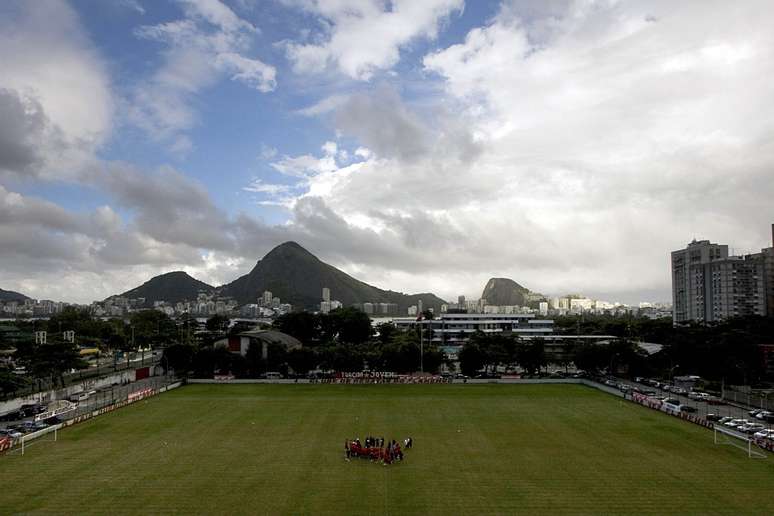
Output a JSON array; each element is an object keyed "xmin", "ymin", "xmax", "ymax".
[
  {"xmin": 0, "ymin": 308, "xmax": 239, "ymax": 397},
  {"xmin": 555, "ymin": 314, "xmax": 774, "ymax": 384},
  {"xmin": 162, "ymin": 308, "xmax": 447, "ymax": 378}
]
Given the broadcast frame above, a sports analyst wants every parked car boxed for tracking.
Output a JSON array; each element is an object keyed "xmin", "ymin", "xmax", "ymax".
[
  {"xmin": 0, "ymin": 428, "xmax": 23, "ymax": 439},
  {"xmin": 749, "ymin": 409, "xmax": 763, "ymax": 417},
  {"xmin": 755, "ymin": 410, "xmax": 772, "ymax": 420},
  {"xmin": 706, "ymin": 413, "xmax": 722, "ymax": 422},
  {"xmin": 719, "ymin": 416, "xmax": 734, "ymax": 424},
  {"xmin": 32, "ymin": 421, "xmax": 49, "ymax": 431},
  {"xmin": 680, "ymin": 405, "xmax": 697, "ymax": 413},
  {"xmin": 725, "ymin": 419, "xmax": 749, "ymax": 428},
  {"xmin": 758, "ymin": 413, "xmax": 774, "ymax": 423},
  {"xmin": 754, "ymin": 429, "xmax": 774, "ymax": 440},
  {"xmin": 739, "ymin": 423, "xmax": 765, "ymax": 434},
  {"xmin": 19, "ymin": 404, "xmax": 46, "ymax": 417}
]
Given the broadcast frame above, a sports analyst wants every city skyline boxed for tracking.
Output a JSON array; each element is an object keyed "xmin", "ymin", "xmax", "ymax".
[{"xmin": 2, "ymin": 1, "xmax": 774, "ymax": 305}]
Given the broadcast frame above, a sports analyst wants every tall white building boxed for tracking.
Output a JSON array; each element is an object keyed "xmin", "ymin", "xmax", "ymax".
[
  {"xmin": 262, "ymin": 291, "xmax": 273, "ymax": 306},
  {"xmin": 671, "ymin": 235, "xmax": 771, "ymax": 323},
  {"xmin": 322, "ymin": 287, "xmax": 330, "ymax": 303}
]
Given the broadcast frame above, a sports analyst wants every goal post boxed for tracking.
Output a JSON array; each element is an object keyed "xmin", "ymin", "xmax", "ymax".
[
  {"xmin": 8, "ymin": 425, "xmax": 59, "ymax": 457},
  {"xmin": 714, "ymin": 425, "xmax": 767, "ymax": 459}
]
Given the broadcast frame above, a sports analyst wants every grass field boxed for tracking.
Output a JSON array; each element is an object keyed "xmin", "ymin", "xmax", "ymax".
[{"xmin": 2, "ymin": 384, "xmax": 774, "ymax": 515}]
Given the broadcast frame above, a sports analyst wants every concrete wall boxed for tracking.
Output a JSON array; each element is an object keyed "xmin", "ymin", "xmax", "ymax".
[{"xmin": 1, "ymin": 369, "xmax": 137, "ymax": 415}]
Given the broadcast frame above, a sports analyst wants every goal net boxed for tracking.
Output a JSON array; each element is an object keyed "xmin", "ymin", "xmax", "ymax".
[
  {"xmin": 7, "ymin": 426, "xmax": 59, "ymax": 457},
  {"xmin": 714, "ymin": 425, "xmax": 767, "ymax": 459}
]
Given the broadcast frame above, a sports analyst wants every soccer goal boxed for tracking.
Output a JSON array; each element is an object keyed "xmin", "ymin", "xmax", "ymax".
[
  {"xmin": 7, "ymin": 426, "xmax": 59, "ymax": 457},
  {"xmin": 714, "ymin": 425, "xmax": 767, "ymax": 459}
]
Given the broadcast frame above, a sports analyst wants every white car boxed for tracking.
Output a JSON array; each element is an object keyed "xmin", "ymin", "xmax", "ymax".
[
  {"xmin": 725, "ymin": 419, "xmax": 749, "ymax": 428},
  {"xmin": 753, "ymin": 429, "xmax": 774, "ymax": 440},
  {"xmin": 0, "ymin": 428, "xmax": 23, "ymax": 439},
  {"xmin": 738, "ymin": 423, "xmax": 765, "ymax": 434},
  {"xmin": 755, "ymin": 411, "xmax": 772, "ymax": 420}
]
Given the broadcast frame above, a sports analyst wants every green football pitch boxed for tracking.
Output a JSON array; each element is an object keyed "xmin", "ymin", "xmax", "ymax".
[{"xmin": 2, "ymin": 384, "xmax": 774, "ymax": 515}]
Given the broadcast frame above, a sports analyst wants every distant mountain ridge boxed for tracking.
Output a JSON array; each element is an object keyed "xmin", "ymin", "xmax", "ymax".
[
  {"xmin": 112, "ymin": 271, "xmax": 215, "ymax": 307},
  {"xmin": 0, "ymin": 288, "xmax": 30, "ymax": 302},
  {"xmin": 219, "ymin": 242, "xmax": 447, "ymax": 312},
  {"xmin": 109, "ymin": 242, "xmax": 447, "ymax": 312}
]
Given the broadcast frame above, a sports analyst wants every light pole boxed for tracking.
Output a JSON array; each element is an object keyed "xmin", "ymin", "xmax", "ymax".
[{"xmin": 669, "ymin": 364, "xmax": 680, "ymax": 383}]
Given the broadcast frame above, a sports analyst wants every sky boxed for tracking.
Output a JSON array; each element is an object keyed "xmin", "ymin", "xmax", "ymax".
[{"xmin": 1, "ymin": 0, "xmax": 773, "ymax": 306}]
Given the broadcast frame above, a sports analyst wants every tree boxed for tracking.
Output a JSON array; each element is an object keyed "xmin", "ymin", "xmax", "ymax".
[
  {"xmin": 273, "ymin": 312, "xmax": 321, "ymax": 345},
  {"xmin": 324, "ymin": 307, "xmax": 372, "ymax": 345},
  {"xmin": 205, "ymin": 314, "xmax": 230, "ymax": 334},
  {"xmin": 518, "ymin": 339, "xmax": 546, "ymax": 376},
  {"xmin": 161, "ymin": 344, "xmax": 195, "ymax": 376},
  {"xmin": 16, "ymin": 339, "xmax": 88, "ymax": 388},
  {"xmin": 287, "ymin": 347, "xmax": 317, "ymax": 376},
  {"xmin": 375, "ymin": 322, "xmax": 397, "ymax": 345},
  {"xmin": 458, "ymin": 340, "xmax": 486, "ymax": 377},
  {"xmin": 129, "ymin": 310, "xmax": 176, "ymax": 348}
]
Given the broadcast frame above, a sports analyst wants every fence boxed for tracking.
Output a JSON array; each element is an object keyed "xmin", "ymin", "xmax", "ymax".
[
  {"xmin": 1, "ymin": 380, "xmax": 182, "ymax": 455},
  {"xmin": 723, "ymin": 387, "xmax": 774, "ymax": 411}
]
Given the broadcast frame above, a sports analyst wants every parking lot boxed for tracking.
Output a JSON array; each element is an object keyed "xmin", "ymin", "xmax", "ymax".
[
  {"xmin": 1, "ymin": 375, "xmax": 172, "ymax": 440},
  {"xmin": 607, "ymin": 376, "xmax": 774, "ymax": 444}
]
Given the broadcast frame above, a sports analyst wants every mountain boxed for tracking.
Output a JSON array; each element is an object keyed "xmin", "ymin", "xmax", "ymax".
[
  {"xmin": 113, "ymin": 271, "xmax": 215, "ymax": 306},
  {"xmin": 0, "ymin": 288, "xmax": 30, "ymax": 302},
  {"xmin": 481, "ymin": 278, "xmax": 530, "ymax": 306},
  {"xmin": 220, "ymin": 241, "xmax": 447, "ymax": 312}
]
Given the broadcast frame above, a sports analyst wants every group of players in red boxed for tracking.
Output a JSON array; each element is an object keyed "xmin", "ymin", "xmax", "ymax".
[{"xmin": 345, "ymin": 436, "xmax": 413, "ymax": 465}]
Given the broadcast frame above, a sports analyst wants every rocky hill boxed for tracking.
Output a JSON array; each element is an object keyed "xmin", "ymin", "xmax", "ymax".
[
  {"xmin": 480, "ymin": 278, "xmax": 530, "ymax": 306},
  {"xmin": 113, "ymin": 271, "xmax": 215, "ymax": 306},
  {"xmin": 0, "ymin": 288, "xmax": 30, "ymax": 302},
  {"xmin": 219, "ymin": 241, "xmax": 447, "ymax": 312}
]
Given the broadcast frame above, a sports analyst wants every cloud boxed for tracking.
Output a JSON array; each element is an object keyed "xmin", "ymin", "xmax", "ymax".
[
  {"xmin": 0, "ymin": 89, "xmax": 49, "ymax": 177},
  {"xmin": 243, "ymin": 179, "xmax": 293, "ymax": 195},
  {"xmin": 119, "ymin": 0, "xmax": 146, "ymax": 15},
  {"xmin": 282, "ymin": 0, "xmax": 463, "ymax": 79},
  {"xmin": 334, "ymin": 86, "xmax": 433, "ymax": 162},
  {"xmin": 296, "ymin": 94, "xmax": 348, "ymax": 116},
  {"xmin": 0, "ymin": 0, "xmax": 112, "ymax": 180},
  {"xmin": 129, "ymin": 0, "xmax": 275, "ymax": 147}
]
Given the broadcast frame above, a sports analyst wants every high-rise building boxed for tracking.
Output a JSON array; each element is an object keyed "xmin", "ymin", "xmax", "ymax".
[
  {"xmin": 262, "ymin": 291, "xmax": 273, "ymax": 306},
  {"xmin": 764, "ymin": 224, "xmax": 774, "ymax": 318},
  {"xmin": 322, "ymin": 287, "xmax": 330, "ymax": 303},
  {"xmin": 672, "ymin": 234, "xmax": 771, "ymax": 324}
]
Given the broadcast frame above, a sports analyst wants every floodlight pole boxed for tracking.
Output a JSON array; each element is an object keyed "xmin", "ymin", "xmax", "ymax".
[{"xmin": 420, "ymin": 321, "xmax": 424, "ymax": 374}]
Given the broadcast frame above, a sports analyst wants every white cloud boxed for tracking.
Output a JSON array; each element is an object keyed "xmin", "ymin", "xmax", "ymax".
[
  {"xmin": 129, "ymin": 0, "xmax": 275, "ymax": 147},
  {"xmin": 243, "ymin": 179, "xmax": 293, "ymax": 195},
  {"xmin": 283, "ymin": 0, "xmax": 463, "ymax": 79},
  {"xmin": 0, "ymin": 0, "xmax": 112, "ymax": 180},
  {"xmin": 264, "ymin": 1, "xmax": 774, "ymax": 303}
]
